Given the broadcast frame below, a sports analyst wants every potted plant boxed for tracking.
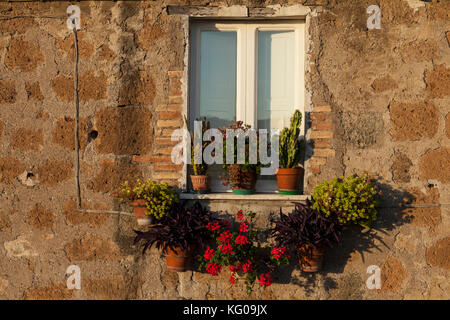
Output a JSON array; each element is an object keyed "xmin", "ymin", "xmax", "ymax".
[
  {"xmin": 311, "ymin": 174, "xmax": 379, "ymax": 229},
  {"xmin": 134, "ymin": 201, "xmax": 216, "ymax": 272},
  {"xmin": 221, "ymin": 121, "xmax": 261, "ymax": 195},
  {"xmin": 199, "ymin": 209, "xmax": 284, "ymax": 295},
  {"xmin": 117, "ymin": 179, "xmax": 178, "ymax": 225},
  {"xmin": 185, "ymin": 116, "xmax": 211, "ymax": 193},
  {"xmin": 270, "ymin": 201, "xmax": 342, "ymax": 272},
  {"xmin": 277, "ymin": 110, "xmax": 304, "ymax": 195}
]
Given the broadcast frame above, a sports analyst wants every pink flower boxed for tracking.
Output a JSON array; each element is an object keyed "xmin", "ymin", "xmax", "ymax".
[
  {"xmin": 258, "ymin": 273, "xmax": 273, "ymax": 287},
  {"xmin": 206, "ymin": 263, "xmax": 222, "ymax": 276},
  {"xmin": 235, "ymin": 234, "xmax": 249, "ymax": 246},
  {"xmin": 203, "ymin": 246, "xmax": 214, "ymax": 260},
  {"xmin": 219, "ymin": 230, "xmax": 232, "ymax": 243},
  {"xmin": 242, "ymin": 261, "xmax": 253, "ymax": 273},
  {"xmin": 239, "ymin": 221, "xmax": 249, "ymax": 233}
]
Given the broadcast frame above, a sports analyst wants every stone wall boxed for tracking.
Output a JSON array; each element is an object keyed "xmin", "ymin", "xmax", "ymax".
[{"xmin": 0, "ymin": 0, "xmax": 448, "ymax": 300}]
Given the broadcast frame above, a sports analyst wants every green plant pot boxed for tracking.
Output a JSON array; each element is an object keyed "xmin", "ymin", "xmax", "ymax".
[
  {"xmin": 232, "ymin": 189, "xmax": 255, "ymax": 195},
  {"xmin": 278, "ymin": 190, "xmax": 301, "ymax": 195}
]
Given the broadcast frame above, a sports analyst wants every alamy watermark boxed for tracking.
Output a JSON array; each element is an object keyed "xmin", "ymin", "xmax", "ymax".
[{"xmin": 170, "ymin": 121, "xmax": 281, "ymax": 175}]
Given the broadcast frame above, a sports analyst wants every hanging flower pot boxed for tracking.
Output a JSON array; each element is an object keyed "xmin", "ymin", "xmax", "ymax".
[
  {"xmin": 164, "ymin": 245, "xmax": 196, "ymax": 272},
  {"xmin": 276, "ymin": 167, "xmax": 304, "ymax": 195},
  {"xmin": 131, "ymin": 199, "xmax": 152, "ymax": 225},
  {"xmin": 298, "ymin": 244, "xmax": 325, "ymax": 272},
  {"xmin": 190, "ymin": 174, "xmax": 211, "ymax": 194}
]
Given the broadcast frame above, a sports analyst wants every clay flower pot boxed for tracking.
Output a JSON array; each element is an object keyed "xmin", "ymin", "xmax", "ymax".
[
  {"xmin": 276, "ymin": 168, "xmax": 304, "ymax": 195},
  {"xmin": 164, "ymin": 245, "xmax": 196, "ymax": 272},
  {"xmin": 298, "ymin": 244, "xmax": 325, "ymax": 272},
  {"xmin": 131, "ymin": 199, "xmax": 152, "ymax": 226},
  {"xmin": 228, "ymin": 165, "xmax": 257, "ymax": 195},
  {"xmin": 190, "ymin": 174, "xmax": 211, "ymax": 194}
]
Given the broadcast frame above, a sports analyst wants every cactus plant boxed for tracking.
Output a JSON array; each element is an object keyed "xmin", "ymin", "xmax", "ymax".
[
  {"xmin": 279, "ymin": 110, "xmax": 303, "ymax": 169},
  {"xmin": 184, "ymin": 116, "xmax": 210, "ymax": 175}
]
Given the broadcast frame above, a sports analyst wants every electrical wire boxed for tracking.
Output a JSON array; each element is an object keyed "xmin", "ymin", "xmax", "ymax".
[{"xmin": 72, "ymin": 26, "xmax": 133, "ymax": 217}]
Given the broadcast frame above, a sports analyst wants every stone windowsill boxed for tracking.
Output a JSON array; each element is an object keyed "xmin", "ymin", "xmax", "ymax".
[{"xmin": 180, "ymin": 192, "xmax": 311, "ymax": 201}]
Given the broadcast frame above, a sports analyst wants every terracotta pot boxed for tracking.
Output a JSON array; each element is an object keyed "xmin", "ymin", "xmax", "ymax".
[
  {"xmin": 298, "ymin": 244, "xmax": 325, "ymax": 272},
  {"xmin": 190, "ymin": 174, "xmax": 211, "ymax": 193},
  {"xmin": 276, "ymin": 168, "xmax": 304, "ymax": 195},
  {"xmin": 228, "ymin": 165, "xmax": 257, "ymax": 194},
  {"xmin": 164, "ymin": 245, "xmax": 196, "ymax": 272},
  {"xmin": 131, "ymin": 199, "xmax": 152, "ymax": 226}
]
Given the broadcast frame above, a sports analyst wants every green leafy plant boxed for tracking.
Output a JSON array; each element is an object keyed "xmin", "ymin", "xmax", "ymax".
[
  {"xmin": 279, "ymin": 110, "xmax": 303, "ymax": 169},
  {"xmin": 118, "ymin": 179, "xmax": 179, "ymax": 219},
  {"xmin": 184, "ymin": 116, "xmax": 210, "ymax": 175},
  {"xmin": 311, "ymin": 174, "xmax": 379, "ymax": 228}
]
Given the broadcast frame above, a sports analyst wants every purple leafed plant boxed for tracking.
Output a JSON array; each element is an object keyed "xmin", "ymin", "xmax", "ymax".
[{"xmin": 134, "ymin": 201, "xmax": 218, "ymax": 254}]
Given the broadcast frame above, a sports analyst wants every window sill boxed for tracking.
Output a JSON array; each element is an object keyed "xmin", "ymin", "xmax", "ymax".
[{"xmin": 180, "ymin": 192, "xmax": 311, "ymax": 201}]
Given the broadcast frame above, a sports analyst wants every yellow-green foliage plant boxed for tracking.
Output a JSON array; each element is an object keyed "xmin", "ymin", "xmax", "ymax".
[
  {"xmin": 311, "ymin": 174, "xmax": 379, "ymax": 229},
  {"xmin": 118, "ymin": 179, "xmax": 179, "ymax": 219}
]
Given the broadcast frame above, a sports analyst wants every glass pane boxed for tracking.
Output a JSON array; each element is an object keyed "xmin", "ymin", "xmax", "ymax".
[
  {"xmin": 257, "ymin": 30, "xmax": 295, "ymax": 130},
  {"xmin": 257, "ymin": 30, "xmax": 295, "ymax": 192},
  {"xmin": 200, "ymin": 31, "xmax": 237, "ymax": 129}
]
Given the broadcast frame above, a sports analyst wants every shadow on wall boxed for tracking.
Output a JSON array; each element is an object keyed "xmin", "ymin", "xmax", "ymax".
[
  {"xmin": 277, "ymin": 179, "xmax": 414, "ymax": 295},
  {"xmin": 193, "ymin": 179, "xmax": 414, "ymax": 296}
]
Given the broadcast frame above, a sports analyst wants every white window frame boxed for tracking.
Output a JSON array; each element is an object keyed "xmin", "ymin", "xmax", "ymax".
[{"xmin": 188, "ymin": 19, "xmax": 306, "ymax": 193}]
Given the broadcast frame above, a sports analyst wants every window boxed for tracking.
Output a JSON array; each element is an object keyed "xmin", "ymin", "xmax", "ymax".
[{"xmin": 189, "ymin": 20, "xmax": 305, "ymax": 193}]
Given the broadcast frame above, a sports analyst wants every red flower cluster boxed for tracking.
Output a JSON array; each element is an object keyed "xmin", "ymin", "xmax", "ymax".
[
  {"xmin": 235, "ymin": 234, "xmax": 249, "ymax": 246},
  {"xmin": 203, "ymin": 246, "xmax": 214, "ymax": 260},
  {"xmin": 239, "ymin": 221, "xmax": 249, "ymax": 233},
  {"xmin": 237, "ymin": 210, "xmax": 244, "ymax": 221},
  {"xmin": 241, "ymin": 261, "xmax": 253, "ymax": 273},
  {"xmin": 258, "ymin": 273, "xmax": 273, "ymax": 287},
  {"xmin": 206, "ymin": 222, "xmax": 221, "ymax": 232},
  {"xmin": 206, "ymin": 263, "xmax": 222, "ymax": 276},
  {"xmin": 229, "ymin": 265, "xmax": 241, "ymax": 273},
  {"xmin": 219, "ymin": 243, "xmax": 234, "ymax": 255},
  {"xmin": 221, "ymin": 220, "xmax": 231, "ymax": 228},
  {"xmin": 271, "ymin": 247, "xmax": 289, "ymax": 260},
  {"xmin": 219, "ymin": 230, "xmax": 233, "ymax": 243}
]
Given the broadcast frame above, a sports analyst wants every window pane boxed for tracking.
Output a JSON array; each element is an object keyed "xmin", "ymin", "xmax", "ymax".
[
  {"xmin": 257, "ymin": 30, "xmax": 295, "ymax": 192},
  {"xmin": 200, "ymin": 31, "xmax": 237, "ymax": 128},
  {"xmin": 257, "ymin": 30, "xmax": 295, "ymax": 130}
]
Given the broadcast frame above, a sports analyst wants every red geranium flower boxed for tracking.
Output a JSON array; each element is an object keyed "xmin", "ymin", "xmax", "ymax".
[
  {"xmin": 206, "ymin": 222, "xmax": 221, "ymax": 232},
  {"xmin": 229, "ymin": 274, "xmax": 236, "ymax": 284},
  {"xmin": 236, "ymin": 210, "xmax": 244, "ymax": 221},
  {"xmin": 241, "ymin": 261, "xmax": 253, "ymax": 273},
  {"xmin": 258, "ymin": 273, "xmax": 273, "ymax": 287},
  {"xmin": 206, "ymin": 263, "xmax": 222, "ymax": 276},
  {"xmin": 229, "ymin": 265, "xmax": 241, "ymax": 273},
  {"xmin": 219, "ymin": 230, "xmax": 232, "ymax": 243},
  {"xmin": 271, "ymin": 247, "xmax": 289, "ymax": 260},
  {"xmin": 239, "ymin": 221, "xmax": 249, "ymax": 233},
  {"xmin": 203, "ymin": 246, "xmax": 214, "ymax": 260},
  {"xmin": 219, "ymin": 243, "xmax": 234, "ymax": 255},
  {"xmin": 235, "ymin": 234, "xmax": 249, "ymax": 246},
  {"xmin": 221, "ymin": 220, "xmax": 231, "ymax": 228}
]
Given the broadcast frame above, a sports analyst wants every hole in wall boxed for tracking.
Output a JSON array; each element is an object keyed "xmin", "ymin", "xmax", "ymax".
[{"xmin": 88, "ymin": 130, "xmax": 98, "ymax": 142}]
